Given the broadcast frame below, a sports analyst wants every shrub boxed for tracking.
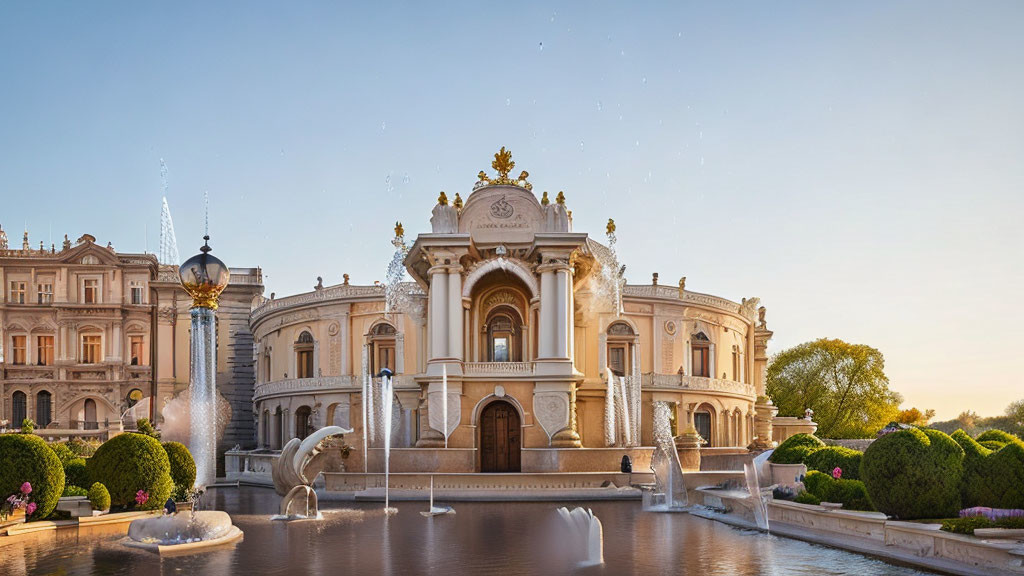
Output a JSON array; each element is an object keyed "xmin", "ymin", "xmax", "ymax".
[
  {"xmin": 64, "ymin": 459, "xmax": 90, "ymax": 489},
  {"xmin": 976, "ymin": 429, "xmax": 1023, "ymax": 447},
  {"xmin": 87, "ymin": 433, "xmax": 172, "ymax": 510},
  {"xmin": 973, "ymin": 443, "xmax": 1024, "ymax": 509},
  {"xmin": 802, "ymin": 470, "xmax": 874, "ymax": 511},
  {"xmin": 0, "ymin": 433, "xmax": 65, "ymax": 519},
  {"xmin": 21, "ymin": 418, "xmax": 35, "ymax": 434},
  {"xmin": 805, "ymin": 446, "xmax": 864, "ymax": 480},
  {"xmin": 65, "ymin": 438, "xmax": 101, "ymax": 458},
  {"xmin": 162, "ymin": 442, "xmax": 196, "ymax": 501},
  {"xmin": 952, "ymin": 429, "xmax": 992, "ymax": 508},
  {"xmin": 48, "ymin": 442, "xmax": 76, "ymax": 466},
  {"xmin": 769, "ymin": 433, "xmax": 826, "ymax": 464},
  {"xmin": 87, "ymin": 483, "xmax": 110, "ymax": 511},
  {"xmin": 63, "ymin": 485, "xmax": 88, "ymax": 497},
  {"xmin": 941, "ymin": 516, "xmax": 1024, "ymax": 535},
  {"xmin": 979, "ymin": 440, "xmax": 1007, "ymax": 451},
  {"xmin": 136, "ymin": 418, "xmax": 161, "ymax": 440},
  {"xmin": 861, "ymin": 428, "xmax": 964, "ymax": 519},
  {"xmin": 794, "ymin": 491, "xmax": 821, "ymax": 505}
]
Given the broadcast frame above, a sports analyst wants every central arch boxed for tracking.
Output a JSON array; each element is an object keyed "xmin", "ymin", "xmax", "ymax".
[{"xmin": 479, "ymin": 400, "xmax": 521, "ymax": 473}]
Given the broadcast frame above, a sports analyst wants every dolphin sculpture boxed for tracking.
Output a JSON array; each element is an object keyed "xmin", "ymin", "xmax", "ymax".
[{"xmin": 271, "ymin": 425, "xmax": 352, "ymax": 519}]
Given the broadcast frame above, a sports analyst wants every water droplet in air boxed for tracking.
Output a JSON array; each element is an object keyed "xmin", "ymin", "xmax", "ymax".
[
  {"xmin": 700, "ymin": 157, "xmax": 705, "ymax": 166},
  {"xmin": 403, "ymin": 173, "xmax": 410, "ymax": 184},
  {"xmin": 506, "ymin": 98, "xmax": 511, "ymax": 106},
  {"xmin": 538, "ymin": 42, "xmax": 543, "ymax": 51},
  {"xmin": 579, "ymin": 141, "xmax": 585, "ymax": 152},
  {"xmin": 596, "ymin": 100, "xmax": 602, "ymax": 111},
  {"xmin": 635, "ymin": 140, "xmax": 640, "ymax": 147},
  {"xmin": 381, "ymin": 121, "xmax": 386, "ymax": 131},
  {"xmin": 642, "ymin": 76, "xmax": 647, "ymax": 85}
]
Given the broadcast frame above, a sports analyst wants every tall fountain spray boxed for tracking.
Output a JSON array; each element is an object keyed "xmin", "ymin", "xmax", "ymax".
[
  {"xmin": 179, "ymin": 234, "xmax": 230, "ymax": 488},
  {"xmin": 593, "ymin": 219, "xmax": 625, "ymax": 316},
  {"xmin": 158, "ymin": 160, "xmax": 181, "ymax": 266},
  {"xmin": 379, "ymin": 368, "xmax": 397, "ymax": 514}
]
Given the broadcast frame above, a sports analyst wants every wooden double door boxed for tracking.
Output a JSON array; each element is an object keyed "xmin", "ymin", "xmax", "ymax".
[{"xmin": 479, "ymin": 400, "xmax": 521, "ymax": 473}]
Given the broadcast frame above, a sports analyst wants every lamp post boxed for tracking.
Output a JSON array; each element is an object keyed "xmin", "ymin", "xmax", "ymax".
[{"xmin": 179, "ymin": 235, "xmax": 230, "ymax": 488}]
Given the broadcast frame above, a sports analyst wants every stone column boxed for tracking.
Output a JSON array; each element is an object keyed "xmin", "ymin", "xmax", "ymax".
[
  {"xmin": 447, "ymin": 267, "xmax": 462, "ymax": 360},
  {"xmin": 340, "ymin": 310, "xmax": 351, "ymax": 375},
  {"xmin": 395, "ymin": 333, "xmax": 405, "ymax": 374},
  {"xmin": 751, "ymin": 324, "xmax": 776, "ymax": 448},
  {"xmin": 538, "ymin": 268, "xmax": 555, "ymax": 358},
  {"xmin": 555, "ymin": 266, "xmax": 569, "ymax": 358},
  {"xmin": 428, "ymin": 266, "xmax": 448, "ymax": 360}
]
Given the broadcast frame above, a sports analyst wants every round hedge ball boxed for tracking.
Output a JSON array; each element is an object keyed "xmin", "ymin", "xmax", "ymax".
[
  {"xmin": 0, "ymin": 433, "xmax": 66, "ymax": 519},
  {"xmin": 87, "ymin": 482, "xmax": 111, "ymax": 511},
  {"xmin": 162, "ymin": 441, "xmax": 197, "ymax": 499},
  {"xmin": 87, "ymin": 432, "xmax": 172, "ymax": 510},
  {"xmin": 861, "ymin": 428, "xmax": 964, "ymax": 519},
  {"xmin": 769, "ymin": 433, "xmax": 825, "ymax": 464}
]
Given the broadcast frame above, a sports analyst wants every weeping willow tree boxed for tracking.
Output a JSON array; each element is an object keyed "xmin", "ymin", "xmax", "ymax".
[{"xmin": 767, "ymin": 338, "xmax": 902, "ymax": 438}]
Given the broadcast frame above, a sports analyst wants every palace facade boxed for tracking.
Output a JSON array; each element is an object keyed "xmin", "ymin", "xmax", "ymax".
[
  {"xmin": 0, "ymin": 227, "xmax": 263, "ymax": 458},
  {"xmin": 250, "ymin": 150, "xmax": 780, "ymax": 474}
]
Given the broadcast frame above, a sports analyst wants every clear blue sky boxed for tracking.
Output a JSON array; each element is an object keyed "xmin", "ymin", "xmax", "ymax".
[{"xmin": 2, "ymin": 2, "xmax": 1021, "ymax": 420}]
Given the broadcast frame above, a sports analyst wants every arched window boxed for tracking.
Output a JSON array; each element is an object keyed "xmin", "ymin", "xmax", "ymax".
[
  {"xmin": 485, "ymin": 306, "xmax": 522, "ymax": 363},
  {"xmin": 369, "ymin": 323, "xmax": 396, "ymax": 374},
  {"xmin": 606, "ymin": 322, "xmax": 636, "ymax": 377},
  {"xmin": 691, "ymin": 332, "xmax": 711, "ymax": 378},
  {"xmin": 273, "ymin": 407, "xmax": 284, "ymax": 450},
  {"xmin": 295, "ymin": 331, "xmax": 314, "ymax": 379},
  {"xmin": 261, "ymin": 410, "xmax": 270, "ymax": 447},
  {"xmin": 295, "ymin": 406, "xmax": 312, "ymax": 440},
  {"xmin": 12, "ymin": 391, "xmax": 27, "ymax": 424},
  {"xmin": 36, "ymin": 391, "xmax": 52, "ymax": 428},
  {"xmin": 84, "ymin": 399, "xmax": 98, "ymax": 430},
  {"xmin": 694, "ymin": 405, "xmax": 713, "ymax": 447}
]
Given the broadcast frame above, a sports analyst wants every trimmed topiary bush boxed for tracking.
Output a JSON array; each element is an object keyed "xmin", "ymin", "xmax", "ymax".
[
  {"xmin": 861, "ymin": 427, "xmax": 964, "ymax": 519},
  {"xmin": 63, "ymin": 485, "xmax": 88, "ymax": 497},
  {"xmin": 87, "ymin": 482, "xmax": 110, "ymax": 511},
  {"xmin": 979, "ymin": 440, "xmax": 1007, "ymax": 451},
  {"xmin": 794, "ymin": 491, "xmax": 821, "ymax": 505},
  {"xmin": 63, "ymin": 458, "xmax": 90, "ymax": 489},
  {"xmin": 769, "ymin": 433, "xmax": 826, "ymax": 464},
  {"xmin": 87, "ymin": 433, "xmax": 172, "ymax": 510},
  {"xmin": 805, "ymin": 446, "xmax": 864, "ymax": 480},
  {"xmin": 952, "ymin": 429, "xmax": 991, "ymax": 508},
  {"xmin": 976, "ymin": 429, "xmax": 1023, "ymax": 447},
  {"xmin": 162, "ymin": 442, "xmax": 196, "ymax": 501},
  {"xmin": 136, "ymin": 418, "xmax": 161, "ymax": 440},
  {"xmin": 802, "ymin": 470, "xmax": 874, "ymax": 511},
  {"xmin": 0, "ymin": 433, "xmax": 65, "ymax": 519},
  {"xmin": 973, "ymin": 443, "xmax": 1024, "ymax": 509},
  {"xmin": 65, "ymin": 438, "xmax": 101, "ymax": 458},
  {"xmin": 48, "ymin": 442, "xmax": 76, "ymax": 467}
]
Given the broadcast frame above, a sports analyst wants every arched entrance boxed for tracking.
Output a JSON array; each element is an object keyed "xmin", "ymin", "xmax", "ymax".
[{"xmin": 479, "ymin": 400, "xmax": 521, "ymax": 473}]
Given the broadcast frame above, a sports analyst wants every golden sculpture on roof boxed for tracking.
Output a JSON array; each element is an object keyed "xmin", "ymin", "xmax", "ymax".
[
  {"xmin": 438, "ymin": 191, "xmax": 448, "ymax": 205},
  {"xmin": 556, "ymin": 191, "xmax": 566, "ymax": 205},
  {"xmin": 541, "ymin": 191, "xmax": 550, "ymax": 206},
  {"xmin": 475, "ymin": 147, "xmax": 532, "ymax": 191},
  {"xmin": 394, "ymin": 221, "xmax": 404, "ymax": 238},
  {"xmin": 453, "ymin": 193, "xmax": 463, "ymax": 210},
  {"xmin": 606, "ymin": 218, "xmax": 616, "ymax": 235}
]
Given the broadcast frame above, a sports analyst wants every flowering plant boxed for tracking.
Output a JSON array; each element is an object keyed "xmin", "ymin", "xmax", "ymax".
[
  {"xmin": 832, "ymin": 467, "xmax": 843, "ymax": 479},
  {"xmin": 960, "ymin": 507, "xmax": 1024, "ymax": 522},
  {"xmin": 1, "ymin": 482, "xmax": 34, "ymax": 520},
  {"xmin": 135, "ymin": 490, "xmax": 150, "ymax": 507}
]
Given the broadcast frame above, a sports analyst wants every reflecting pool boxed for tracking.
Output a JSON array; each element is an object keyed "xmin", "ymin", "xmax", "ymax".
[{"xmin": 0, "ymin": 486, "xmax": 939, "ymax": 576}]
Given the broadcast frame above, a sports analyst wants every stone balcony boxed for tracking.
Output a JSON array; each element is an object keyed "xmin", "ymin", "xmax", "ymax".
[
  {"xmin": 462, "ymin": 361, "xmax": 536, "ymax": 378},
  {"xmin": 641, "ymin": 373, "xmax": 756, "ymax": 397}
]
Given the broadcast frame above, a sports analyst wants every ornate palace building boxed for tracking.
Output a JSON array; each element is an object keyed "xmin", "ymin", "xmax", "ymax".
[
  {"xmin": 249, "ymin": 149, "xmax": 780, "ymax": 475},
  {"xmin": 0, "ymin": 227, "xmax": 263, "ymax": 459}
]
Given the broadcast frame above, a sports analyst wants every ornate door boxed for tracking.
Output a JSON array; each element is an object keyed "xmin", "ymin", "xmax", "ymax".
[{"xmin": 480, "ymin": 401, "xmax": 521, "ymax": 472}]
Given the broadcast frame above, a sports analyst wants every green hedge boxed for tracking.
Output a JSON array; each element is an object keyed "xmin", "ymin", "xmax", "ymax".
[
  {"xmin": 87, "ymin": 433, "xmax": 172, "ymax": 510},
  {"xmin": 64, "ymin": 458, "xmax": 90, "ymax": 489},
  {"xmin": 951, "ymin": 429, "xmax": 991, "ymax": 508},
  {"xmin": 805, "ymin": 446, "xmax": 864, "ymax": 480},
  {"xmin": 941, "ymin": 516, "xmax": 1024, "ymax": 534},
  {"xmin": 769, "ymin": 433, "xmax": 826, "ymax": 464},
  {"xmin": 794, "ymin": 491, "xmax": 821, "ymax": 505},
  {"xmin": 802, "ymin": 470, "xmax": 873, "ymax": 511},
  {"xmin": 0, "ymin": 434, "xmax": 65, "ymax": 519},
  {"xmin": 88, "ymin": 482, "xmax": 110, "ymax": 511},
  {"xmin": 976, "ymin": 429, "xmax": 1023, "ymax": 447},
  {"xmin": 861, "ymin": 428, "xmax": 964, "ymax": 519},
  {"xmin": 48, "ymin": 442, "xmax": 76, "ymax": 466},
  {"xmin": 973, "ymin": 443, "xmax": 1024, "ymax": 509},
  {"xmin": 162, "ymin": 442, "xmax": 196, "ymax": 501},
  {"xmin": 979, "ymin": 440, "xmax": 1007, "ymax": 451}
]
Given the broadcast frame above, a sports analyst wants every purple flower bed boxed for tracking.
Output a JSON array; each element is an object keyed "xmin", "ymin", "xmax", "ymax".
[{"xmin": 959, "ymin": 507, "xmax": 1024, "ymax": 522}]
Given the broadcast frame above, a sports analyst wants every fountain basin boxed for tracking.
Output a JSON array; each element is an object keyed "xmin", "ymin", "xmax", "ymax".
[{"xmin": 124, "ymin": 510, "xmax": 243, "ymax": 555}]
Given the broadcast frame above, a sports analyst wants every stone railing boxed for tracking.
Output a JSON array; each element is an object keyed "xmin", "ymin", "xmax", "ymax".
[
  {"xmin": 254, "ymin": 376, "xmax": 356, "ymax": 401},
  {"xmin": 642, "ymin": 373, "xmax": 755, "ymax": 397},
  {"xmin": 463, "ymin": 362, "xmax": 536, "ymax": 376},
  {"xmin": 623, "ymin": 285, "xmax": 743, "ymax": 316}
]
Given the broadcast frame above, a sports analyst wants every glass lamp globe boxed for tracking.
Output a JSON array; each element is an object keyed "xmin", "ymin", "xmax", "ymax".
[{"xmin": 179, "ymin": 235, "xmax": 230, "ymax": 309}]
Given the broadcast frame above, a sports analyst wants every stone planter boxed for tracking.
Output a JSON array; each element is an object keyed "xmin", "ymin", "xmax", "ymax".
[
  {"xmin": 57, "ymin": 496, "xmax": 94, "ymax": 518},
  {"xmin": 0, "ymin": 508, "xmax": 27, "ymax": 531},
  {"xmin": 769, "ymin": 463, "xmax": 806, "ymax": 485}
]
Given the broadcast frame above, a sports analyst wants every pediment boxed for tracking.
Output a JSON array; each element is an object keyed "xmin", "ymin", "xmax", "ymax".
[{"xmin": 60, "ymin": 240, "xmax": 120, "ymax": 266}]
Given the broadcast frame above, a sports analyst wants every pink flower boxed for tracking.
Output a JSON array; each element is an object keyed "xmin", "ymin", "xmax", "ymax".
[
  {"xmin": 135, "ymin": 490, "xmax": 149, "ymax": 506},
  {"xmin": 832, "ymin": 467, "xmax": 843, "ymax": 479},
  {"xmin": 25, "ymin": 502, "xmax": 37, "ymax": 515},
  {"xmin": 20, "ymin": 482, "xmax": 31, "ymax": 494}
]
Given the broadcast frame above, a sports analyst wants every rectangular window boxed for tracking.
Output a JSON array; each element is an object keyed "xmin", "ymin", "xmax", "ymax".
[
  {"xmin": 130, "ymin": 336, "xmax": 145, "ymax": 365},
  {"xmin": 692, "ymin": 346, "xmax": 710, "ymax": 378},
  {"xmin": 81, "ymin": 335, "xmax": 102, "ymax": 364},
  {"xmin": 608, "ymin": 345, "xmax": 627, "ymax": 377},
  {"xmin": 9, "ymin": 281, "xmax": 26, "ymax": 304},
  {"xmin": 375, "ymin": 345, "xmax": 395, "ymax": 374},
  {"xmin": 83, "ymin": 279, "xmax": 99, "ymax": 304},
  {"xmin": 11, "ymin": 336, "xmax": 27, "ymax": 365},
  {"xmin": 297, "ymin": 350, "xmax": 314, "ymax": 378},
  {"xmin": 130, "ymin": 284, "xmax": 144, "ymax": 305},
  {"xmin": 36, "ymin": 336, "xmax": 54, "ymax": 366},
  {"xmin": 37, "ymin": 283, "xmax": 53, "ymax": 304}
]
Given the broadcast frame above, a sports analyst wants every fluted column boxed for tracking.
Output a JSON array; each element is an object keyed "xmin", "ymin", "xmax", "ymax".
[
  {"xmin": 538, "ymin": 268, "xmax": 555, "ymax": 358},
  {"xmin": 447, "ymin": 267, "xmax": 462, "ymax": 360},
  {"xmin": 555, "ymin": 267, "xmax": 569, "ymax": 358},
  {"xmin": 428, "ymin": 266, "xmax": 448, "ymax": 360}
]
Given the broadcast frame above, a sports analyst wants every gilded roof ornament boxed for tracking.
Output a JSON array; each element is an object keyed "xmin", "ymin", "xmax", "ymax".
[
  {"xmin": 556, "ymin": 191, "xmax": 566, "ymax": 205},
  {"xmin": 474, "ymin": 147, "xmax": 532, "ymax": 191},
  {"xmin": 438, "ymin": 191, "xmax": 448, "ymax": 205},
  {"xmin": 453, "ymin": 193, "xmax": 463, "ymax": 210},
  {"xmin": 541, "ymin": 191, "xmax": 550, "ymax": 206},
  {"xmin": 394, "ymin": 221, "xmax": 404, "ymax": 238},
  {"xmin": 606, "ymin": 218, "xmax": 616, "ymax": 235}
]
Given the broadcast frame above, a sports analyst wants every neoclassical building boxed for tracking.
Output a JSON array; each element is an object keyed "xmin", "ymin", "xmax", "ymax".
[
  {"xmin": 0, "ymin": 227, "xmax": 263, "ymax": 460},
  {"xmin": 251, "ymin": 149, "xmax": 778, "ymax": 474}
]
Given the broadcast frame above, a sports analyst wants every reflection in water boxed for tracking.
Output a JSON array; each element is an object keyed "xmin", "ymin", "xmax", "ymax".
[{"xmin": 0, "ymin": 486, "xmax": 939, "ymax": 576}]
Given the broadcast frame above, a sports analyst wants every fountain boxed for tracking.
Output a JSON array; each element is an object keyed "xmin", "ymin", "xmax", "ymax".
[
  {"xmin": 125, "ymin": 510, "xmax": 243, "ymax": 555},
  {"xmin": 379, "ymin": 368, "xmax": 397, "ymax": 515},
  {"xmin": 384, "ymin": 222, "xmax": 409, "ymax": 317},
  {"xmin": 643, "ymin": 401, "xmax": 688, "ymax": 511},
  {"xmin": 603, "ymin": 369, "xmax": 641, "ymax": 447},
  {"xmin": 271, "ymin": 425, "xmax": 352, "ymax": 520},
  {"xmin": 593, "ymin": 218, "xmax": 625, "ymax": 316},
  {"xmin": 555, "ymin": 507, "xmax": 604, "ymax": 566},
  {"xmin": 178, "ymin": 233, "xmax": 229, "ymax": 488}
]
